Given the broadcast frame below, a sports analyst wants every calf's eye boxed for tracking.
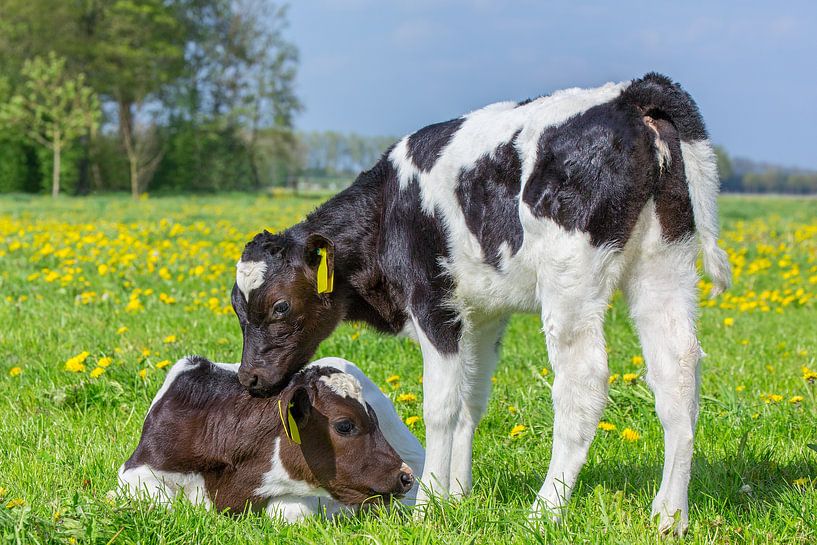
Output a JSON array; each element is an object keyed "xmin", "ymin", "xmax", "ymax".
[
  {"xmin": 272, "ymin": 300, "xmax": 290, "ymax": 316},
  {"xmin": 333, "ymin": 420, "xmax": 355, "ymax": 435}
]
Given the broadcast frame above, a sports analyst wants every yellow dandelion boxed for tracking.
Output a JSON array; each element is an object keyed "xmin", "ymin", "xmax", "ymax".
[
  {"xmin": 89, "ymin": 367, "xmax": 105, "ymax": 379},
  {"xmin": 64, "ymin": 351, "xmax": 90, "ymax": 373},
  {"xmin": 141, "ymin": 348, "xmax": 151, "ymax": 358},
  {"xmin": 623, "ymin": 373, "xmax": 639, "ymax": 384},
  {"xmin": 510, "ymin": 424, "xmax": 527, "ymax": 438},
  {"xmin": 761, "ymin": 393, "xmax": 783, "ymax": 404},
  {"xmin": 608, "ymin": 373, "xmax": 620, "ymax": 384},
  {"xmin": 802, "ymin": 366, "xmax": 817, "ymax": 383},
  {"xmin": 217, "ymin": 338, "xmax": 229, "ymax": 345},
  {"xmin": 5, "ymin": 498, "xmax": 25, "ymax": 509},
  {"xmin": 788, "ymin": 396, "xmax": 804, "ymax": 404},
  {"xmin": 540, "ymin": 367, "xmax": 550, "ymax": 377},
  {"xmin": 508, "ymin": 405, "xmax": 517, "ymax": 414},
  {"xmin": 598, "ymin": 421, "xmax": 616, "ymax": 431},
  {"xmin": 0, "ymin": 487, "xmax": 6, "ymax": 497},
  {"xmin": 405, "ymin": 416, "xmax": 421, "ymax": 427},
  {"xmin": 116, "ymin": 326, "xmax": 128, "ymax": 335},
  {"xmin": 621, "ymin": 428, "xmax": 641, "ymax": 442},
  {"xmin": 138, "ymin": 368, "xmax": 148, "ymax": 379},
  {"xmin": 385, "ymin": 374, "xmax": 400, "ymax": 384},
  {"xmin": 97, "ymin": 357, "xmax": 112, "ymax": 368},
  {"xmin": 9, "ymin": 367, "xmax": 22, "ymax": 377},
  {"xmin": 631, "ymin": 355, "xmax": 644, "ymax": 366},
  {"xmin": 396, "ymin": 393, "xmax": 417, "ymax": 403},
  {"xmin": 350, "ymin": 331, "xmax": 361, "ymax": 341},
  {"xmin": 156, "ymin": 360, "xmax": 172, "ymax": 369},
  {"xmin": 163, "ymin": 334, "xmax": 177, "ymax": 344},
  {"xmin": 723, "ymin": 317, "xmax": 735, "ymax": 327},
  {"xmin": 735, "ymin": 385, "xmax": 745, "ymax": 392}
]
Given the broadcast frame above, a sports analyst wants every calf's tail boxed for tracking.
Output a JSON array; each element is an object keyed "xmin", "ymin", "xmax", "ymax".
[{"xmin": 622, "ymin": 72, "xmax": 732, "ymax": 296}]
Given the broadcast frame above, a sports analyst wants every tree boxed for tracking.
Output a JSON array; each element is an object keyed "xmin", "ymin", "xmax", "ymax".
[
  {"xmin": 90, "ymin": 0, "xmax": 186, "ymax": 199},
  {"xmin": 0, "ymin": 53, "xmax": 99, "ymax": 197}
]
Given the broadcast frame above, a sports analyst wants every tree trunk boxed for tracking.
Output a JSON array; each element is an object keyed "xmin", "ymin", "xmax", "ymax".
[
  {"xmin": 118, "ymin": 100, "xmax": 139, "ymax": 200},
  {"xmin": 52, "ymin": 135, "xmax": 61, "ymax": 198}
]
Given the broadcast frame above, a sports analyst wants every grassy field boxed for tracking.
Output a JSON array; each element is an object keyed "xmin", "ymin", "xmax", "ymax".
[{"xmin": 0, "ymin": 193, "xmax": 815, "ymax": 544}]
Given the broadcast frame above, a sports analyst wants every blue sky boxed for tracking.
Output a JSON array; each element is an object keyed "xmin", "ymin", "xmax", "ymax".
[{"xmin": 288, "ymin": 1, "xmax": 817, "ymax": 169}]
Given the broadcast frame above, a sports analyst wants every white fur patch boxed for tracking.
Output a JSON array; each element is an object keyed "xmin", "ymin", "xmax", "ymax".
[
  {"xmin": 236, "ymin": 259, "xmax": 268, "ymax": 301},
  {"xmin": 318, "ymin": 372, "xmax": 365, "ymax": 407},
  {"xmin": 117, "ymin": 463, "xmax": 211, "ymax": 508}
]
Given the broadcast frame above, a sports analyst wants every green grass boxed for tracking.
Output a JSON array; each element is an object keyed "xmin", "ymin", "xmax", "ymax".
[{"xmin": 1, "ymin": 193, "xmax": 815, "ymax": 544}]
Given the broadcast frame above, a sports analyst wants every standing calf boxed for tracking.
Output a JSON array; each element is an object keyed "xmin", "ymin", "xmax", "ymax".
[
  {"xmin": 231, "ymin": 73, "xmax": 731, "ymax": 534},
  {"xmin": 118, "ymin": 356, "xmax": 424, "ymax": 521}
]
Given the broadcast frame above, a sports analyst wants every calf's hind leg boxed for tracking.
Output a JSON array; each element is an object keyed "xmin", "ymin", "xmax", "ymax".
[
  {"xmin": 623, "ymin": 235, "xmax": 701, "ymax": 536},
  {"xmin": 530, "ymin": 260, "xmax": 616, "ymax": 521}
]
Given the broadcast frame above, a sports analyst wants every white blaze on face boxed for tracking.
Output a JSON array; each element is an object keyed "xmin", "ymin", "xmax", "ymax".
[
  {"xmin": 236, "ymin": 260, "xmax": 268, "ymax": 301},
  {"xmin": 319, "ymin": 372, "xmax": 365, "ymax": 407}
]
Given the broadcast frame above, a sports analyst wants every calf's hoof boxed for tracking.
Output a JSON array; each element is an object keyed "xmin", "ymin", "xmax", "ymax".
[{"xmin": 652, "ymin": 500, "xmax": 689, "ymax": 537}]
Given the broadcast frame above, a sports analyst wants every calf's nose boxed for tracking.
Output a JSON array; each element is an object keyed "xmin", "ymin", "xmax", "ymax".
[
  {"xmin": 398, "ymin": 463, "xmax": 414, "ymax": 492},
  {"xmin": 238, "ymin": 369, "xmax": 259, "ymax": 389}
]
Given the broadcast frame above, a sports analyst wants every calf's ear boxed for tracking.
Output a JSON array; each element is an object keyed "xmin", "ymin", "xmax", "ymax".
[
  {"xmin": 304, "ymin": 233, "xmax": 335, "ymax": 294},
  {"xmin": 231, "ymin": 283, "xmax": 248, "ymax": 324},
  {"xmin": 279, "ymin": 386, "xmax": 311, "ymax": 445}
]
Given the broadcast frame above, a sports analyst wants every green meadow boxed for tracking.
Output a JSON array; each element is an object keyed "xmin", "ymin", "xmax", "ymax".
[{"xmin": 0, "ymin": 193, "xmax": 815, "ymax": 544}]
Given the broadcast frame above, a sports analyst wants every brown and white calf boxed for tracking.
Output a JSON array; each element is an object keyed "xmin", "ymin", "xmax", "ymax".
[
  {"xmin": 117, "ymin": 356, "xmax": 424, "ymax": 521},
  {"xmin": 231, "ymin": 73, "xmax": 731, "ymax": 534}
]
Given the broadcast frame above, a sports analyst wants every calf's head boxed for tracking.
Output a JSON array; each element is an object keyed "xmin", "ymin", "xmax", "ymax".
[
  {"xmin": 233, "ymin": 230, "xmax": 342, "ymax": 395},
  {"xmin": 279, "ymin": 366, "xmax": 414, "ymax": 504}
]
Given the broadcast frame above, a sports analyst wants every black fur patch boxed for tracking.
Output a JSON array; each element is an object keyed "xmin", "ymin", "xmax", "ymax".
[
  {"xmin": 455, "ymin": 133, "xmax": 524, "ymax": 268},
  {"xmin": 406, "ymin": 117, "xmax": 464, "ymax": 172},
  {"xmin": 380, "ymin": 170, "xmax": 461, "ymax": 354},
  {"xmin": 620, "ymin": 72, "xmax": 708, "ymax": 142},
  {"xmin": 522, "ymin": 100, "xmax": 656, "ymax": 247}
]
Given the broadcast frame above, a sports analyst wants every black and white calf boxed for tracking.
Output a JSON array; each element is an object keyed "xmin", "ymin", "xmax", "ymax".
[
  {"xmin": 232, "ymin": 73, "xmax": 731, "ymax": 534},
  {"xmin": 118, "ymin": 357, "xmax": 425, "ymax": 521}
]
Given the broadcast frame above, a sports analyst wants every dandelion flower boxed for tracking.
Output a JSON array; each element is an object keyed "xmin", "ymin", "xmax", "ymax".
[
  {"xmin": 631, "ymin": 355, "xmax": 644, "ymax": 366},
  {"xmin": 735, "ymin": 385, "xmax": 745, "ymax": 392},
  {"xmin": 138, "ymin": 368, "xmax": 148, "ymax": 379},
  {"xmin": 0, "ymin": 487, "xmax": 6, "ymax": 497},
  {"xmin": 621, "ymin": 428, "xmax": 640, "ymax": 442},
  {"xmin": 385, "ymin": 374, "xmax": 400, "ymax": 384},
  {"xmin": 761, "ymin": 393, "xmax": 783, "ymax": 404},
  {"xmin": 5, "ymin": 498, "xmax": 25, "ymax": 509},
  {"xmin": 116, "ymin": 326, "xmax": 128, "ymax": 335},
  {"xmin": 510, "ymin": 424, "xmax": 527, "ymax": 438},
  {"xmin": 623, "ymin": 373, "xmax": 639, "ymax": 384},
  {"xmin": 156, "ymin": 360, "xmax": 172, "ymax": 369},
  {"xmin": 9, "ymin": 367, "xmax": 22, "ymax": 377},
  {"xmin": 598, "ymin": 421, "xmax": 616, "ymax": 431},
  {"xmin": 89, "ymin": 367, "xmax": 105, "ymax": 379},
  {"xmin": 608, "ymin": 374, "xmax": 620, "ymax": 384},
  {"xmin": 141, "ymin": 348, "xmax": 151, "ymax": 358},
  {"xmin": 723, "ymin": 317, "xmax": 735, "ymax": 327},
  {"xmin": 788, "ymin": 396, "xmax": 804, "ymax": 404},
  {"xmin": 397, "ymin": 393, "xmax": 417, "ymax": 403},
  {"xmin": 508, "ymin": 405, "xmax": 517, "ymax": 414},
  {"xmin": 540, "ymin": 367, "xmax": 550, "ymax": 377},
  {"xmin": 163, "ymin": 335, "xmax": 177, "ymax": 344},
  {"xmin": 65, "ymin": 351, "xmax": 90, "ymax": 373},
  {"xmin": 405, "ymin": 416, "xmax": 421, "ymax": 427},
  {"xmin": 802, "ymin": 366, "xmax": 817, "ymax": 383}
]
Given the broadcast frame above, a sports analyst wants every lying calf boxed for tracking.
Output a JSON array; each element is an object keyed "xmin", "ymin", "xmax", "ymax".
[{"xmin": 118, "ymin": 356, "xmax": 424, "ymax": 521}]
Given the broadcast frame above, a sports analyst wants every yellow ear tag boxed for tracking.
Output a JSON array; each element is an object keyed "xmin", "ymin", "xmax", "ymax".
[
  {"xmin": 316, "ymin": 248, "xmax": 334, "ymax": 294},
  {"xmin": 278, "ymin": 399, "xmax": 301, "ymax": 444}
]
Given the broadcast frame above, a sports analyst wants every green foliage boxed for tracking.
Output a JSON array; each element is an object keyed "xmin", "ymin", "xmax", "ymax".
[{"xmin": 0, "ymin": 52, "xmax": 99, "ymax": 196}]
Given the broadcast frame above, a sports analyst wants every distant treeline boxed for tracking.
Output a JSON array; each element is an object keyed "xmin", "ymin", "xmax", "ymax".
[{"xmin": 715, "ymin": 148, "xmax": 817, "ymax": 194}]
